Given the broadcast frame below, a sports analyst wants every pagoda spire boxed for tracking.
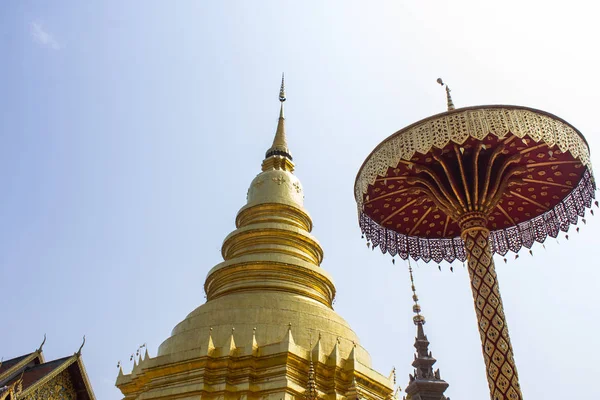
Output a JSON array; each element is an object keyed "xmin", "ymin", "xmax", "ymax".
[
  {"xmin": 403, "ymin": 264, "xmax": 450, "ymax": 400},
  {"xmin": 264, "ymin": 73, "xmax": 292, "ymax": 163}
]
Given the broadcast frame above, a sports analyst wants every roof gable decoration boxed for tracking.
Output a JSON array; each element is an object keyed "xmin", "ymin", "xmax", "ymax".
[
  {"xmin": 0, "ymin": 335, "xmax": 47, "ymax": 383},
  {"xmin": 19, "ymin": 355, "xmax": 95, "ymax": 400},
  {"xmin": 0, "ymin": 354, "xmax": 43, "ymax": 385},
  {"xmin": 24, "ymin": 368, "xmax": 77, "ymax": 400},
  {"xmin": 0, "ymin": 374, "xmax": 23, "ymax": 400}
]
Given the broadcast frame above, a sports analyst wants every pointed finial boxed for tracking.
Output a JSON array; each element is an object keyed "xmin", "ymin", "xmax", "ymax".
[
  {"xmin": 264, "ymin": 74, "xmax": 293, "ymax": 164},
  {"xmin": 436, "ymin": 78, "xmax": 455, "ymax": 111},
  {"xmin": 76, "ymin": 335, "xmax": 86, "ymax": 356},
  {"xmin": 279, "ymin": 73, "xmax": 286, "ymax": 102},
  {"xmin": 408, "ymin": 261, "xmax": 425, "ymax": 325},
  {"xmin": 305, "ymin": 341, "xmax": 318, "ymax": 400},
  {"xmin": 206, "ymin": 327, "xmax": 216, "ymax": 356},
  {"xmin": 37, "ymin": 333, "xmax": 46, "ymax": 353},
  {"xmin": 280, "ymin": 322, "xmax": 295, "ymax": 351},
  {"xmin": 389, "ymin": 367, "xmax": 397, "ymax": 385},
  {"xmin": 227, "ymin": 328, "xmax": 237, "ymax": 355}
]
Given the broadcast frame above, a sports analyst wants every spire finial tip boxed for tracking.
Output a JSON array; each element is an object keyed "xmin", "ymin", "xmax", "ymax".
[
  {"xmin": 408, "ymin": 261, "xmax": 425, "ymax": 325},
  {"xmin": 263, "ymin": 74, "xmax": 293, "ymax": 165},
  {"xmin": 279, "ymin": 73, "xmax": 286, "ymax": 102}
]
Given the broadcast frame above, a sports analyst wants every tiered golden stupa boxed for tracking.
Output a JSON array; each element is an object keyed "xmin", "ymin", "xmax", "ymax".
[{"xmin": 116, "ymin": 78, "xmax": 394, "ymax": 400}]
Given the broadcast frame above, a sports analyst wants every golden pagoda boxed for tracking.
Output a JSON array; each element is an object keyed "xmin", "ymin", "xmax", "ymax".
[{"xmin": 115, "ymin": 77, "xmax": 394, "ymax": 400}]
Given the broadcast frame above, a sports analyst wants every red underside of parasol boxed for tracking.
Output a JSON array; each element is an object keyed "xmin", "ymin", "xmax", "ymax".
[{"xmin": 360, "ymin": 135, "xmax": 596, "ymax": 263}]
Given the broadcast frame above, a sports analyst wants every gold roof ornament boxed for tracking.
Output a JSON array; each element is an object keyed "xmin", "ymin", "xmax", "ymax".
[
  {"xmin": 227, "ymin": 327, "xmax": 237, "ymax": 356},
  {"xmin": 37, "ymin": 334, "xmax": 46, "ymax": 353},
  {"xmin": 76, "ymin": 335, "xmax": 86, "ymax": 357},
  {"xmin": 205, "ymin": 328, "xmax": 216, "ymax": 356}
]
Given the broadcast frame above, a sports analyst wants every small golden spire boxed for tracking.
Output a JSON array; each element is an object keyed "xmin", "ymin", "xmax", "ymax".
[
  {"xmin": 408, "ymin": 262, "xmax": 425, "ymax": 325},
  {"xmin": 206, "ymin": 327, "xmax": 216, "ymax": 355},
  {"xmin": 436, "ymin": 78, "xmax": 455, "ymax": 111},
  {"xmin": 306, "ymin": 336, "xmax": 318, "ymax": 400},
  {"xmin": 265, "ymin": 73, "xmax": 292, "ymax": 163}
]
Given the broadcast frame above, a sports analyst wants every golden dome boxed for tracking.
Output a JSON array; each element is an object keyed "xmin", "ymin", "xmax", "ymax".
[{"xmin": 245, "ymin": 168, "xmax": 304, "ymax": 209}]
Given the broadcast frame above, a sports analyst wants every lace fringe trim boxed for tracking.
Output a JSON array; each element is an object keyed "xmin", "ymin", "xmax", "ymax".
[{"xmin": 359, "ymin": 169, "xmax": 595, "ymax": 263}]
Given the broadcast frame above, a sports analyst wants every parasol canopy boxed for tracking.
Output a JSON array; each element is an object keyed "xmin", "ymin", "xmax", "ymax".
[{"xmin": 355, "ymin": 105, "xmax": 595, "ymax": 264}]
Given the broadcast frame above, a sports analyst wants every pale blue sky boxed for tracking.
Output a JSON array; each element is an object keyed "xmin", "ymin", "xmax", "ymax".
[{"xmin": 2, "ymin": 1, "xmax": 599, "ymax": 399}]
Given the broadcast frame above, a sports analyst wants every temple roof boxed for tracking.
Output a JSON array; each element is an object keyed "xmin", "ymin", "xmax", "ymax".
[
  {"xmin": 0, "ymin": 352, "xmax": 44, "ymax": 385},
  {"xmin": 0, "ymin": 341, "xmax": 95, "ymax": 400},
  {"xmin": 0, "ymin": 354, "xmax": 36, "ymax": 376},
  {"xmin": 3, "ymin": 356, "xmax": 71, "ymax": 392}
]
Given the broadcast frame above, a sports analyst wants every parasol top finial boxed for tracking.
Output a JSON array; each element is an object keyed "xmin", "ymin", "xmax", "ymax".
[{"xmin": 437, "ymin": 78, "xmax": 455, "ymax": 111}]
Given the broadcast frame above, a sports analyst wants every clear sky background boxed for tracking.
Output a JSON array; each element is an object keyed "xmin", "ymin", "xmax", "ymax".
[{"xmin": 1, "ymin": 1, "xmax": 599, "ymax": 399}]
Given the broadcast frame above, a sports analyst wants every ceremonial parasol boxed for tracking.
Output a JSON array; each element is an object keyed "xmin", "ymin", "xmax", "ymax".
[{"xmin": 353, "ymin": 80, "xmax": 595, "ymax": 400}]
